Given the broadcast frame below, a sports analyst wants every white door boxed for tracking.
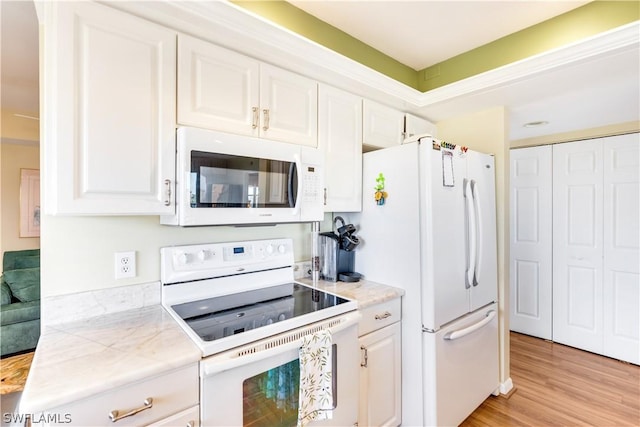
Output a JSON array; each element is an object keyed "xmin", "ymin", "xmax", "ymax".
[
  {"xmin": 603, "ymin": 133, "xmax": 640, "ymax": 364},
  {"xmin": 553, "ymin": 140, "xmax": 604, "ymax": 354},
  {"xmin": 358, "ymin": 322, "xmax": 402, "ymax": 427},
  {"xmin": 259, "ymin": 64, "xmax": 318, "ymax": 147},
  {"xmin": 404, "ymin": 113, "xmax": 437, "ymax": 140},
  {"xmin": 423, "ymin": 303, "xmax": 499, "ymax": 427},
  {"xmin": 362, "ymin": 100, "xmax": 404, "ymax": 149},
  {"xmin": 318, "ymin": 85, "xmax": 362, "ymax": 212},
  {"xmin": 466, "ymin": 150, "xmax": 498, "ymax": 312},
  {"xmin": 509, "ymin": 146, "xmax": 553, "ymax": 340},
  {"xmin": 43, "ymin": 1, "xmax": 176, "ymax": 215},
  {"xmin": 177, "ymin": 34, "xmax": 260, "ymax": 135},
  {"xmin": 420, "ymin": 143, "xmax": 469, "ymax": 330}
]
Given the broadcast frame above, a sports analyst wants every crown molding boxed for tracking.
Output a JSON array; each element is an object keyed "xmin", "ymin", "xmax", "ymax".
[
  {"xmin": 106, "ymin": 1, "xmax": 638, "ymax": 114},
  {"xmin": 418, "ymin": 21, "xmax": 640, "ymax": 108}
]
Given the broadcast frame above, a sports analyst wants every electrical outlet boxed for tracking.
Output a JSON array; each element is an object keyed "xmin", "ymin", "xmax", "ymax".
[{"xmin": 115, "ymin": 251, "xmax": 136, "ymax": 279}]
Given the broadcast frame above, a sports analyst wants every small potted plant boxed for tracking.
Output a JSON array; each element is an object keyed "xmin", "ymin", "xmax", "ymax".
[{"xmin": 374, "ymin": 173, "xmax": 388, "ymax": 205}]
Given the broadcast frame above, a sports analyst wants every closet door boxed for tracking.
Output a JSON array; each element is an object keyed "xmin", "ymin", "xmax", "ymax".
[
  {"xmin": 553, "ymin": 140, "xmax": 604, "ymax": 354},
  {"xmin": 509, "ymin": 146, "xmax": 553, "ymax": 339},
  {"xmin": 603, "ymin": 133, "xmax": 640, "ymax": 364}
]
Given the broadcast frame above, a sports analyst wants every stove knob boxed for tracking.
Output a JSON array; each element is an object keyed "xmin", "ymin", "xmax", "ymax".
[
  {"xmin": 266, "ymin": 244, "xmax": 274, "ymax": 255},
  {"xmin": 197, "ymin": 250, "xmax": 210, "ymax": 261},
  {"xmin": 277, "ymin": 244, "xmax": 286, "ymax": 254},
  {"xmin": 278, "ymin": 313, "xmax": 286, "ymax": 321},
  {"xmin": 176, "ymin": 252, "xmax": 192, "ymax": 265},
  {"xmin": 266, "ymin": 318, "xmax": 274, "ymax": 325}
]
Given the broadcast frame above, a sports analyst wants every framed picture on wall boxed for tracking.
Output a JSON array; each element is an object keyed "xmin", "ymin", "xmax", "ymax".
[{"xmin": 20, "ymin": 168, "xmax": 40, "ymax": 238}]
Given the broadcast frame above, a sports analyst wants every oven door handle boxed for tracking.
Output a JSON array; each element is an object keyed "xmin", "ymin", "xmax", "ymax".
[{"xmin": 201, "ymin": 313, "xmax": 360, "ymax": 377}]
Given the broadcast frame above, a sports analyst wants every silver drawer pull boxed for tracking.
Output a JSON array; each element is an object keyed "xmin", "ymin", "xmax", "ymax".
[
  {"xmin": 109, "ymin": 397, "xmax": 153, "ymax": 422},
  {"xmin": 187, "ymin": 421, "xmax": 195, "ymax": 427},
  {"xmin": 375, "ymin": 311, "xmax": 392, "ymax": 320}
]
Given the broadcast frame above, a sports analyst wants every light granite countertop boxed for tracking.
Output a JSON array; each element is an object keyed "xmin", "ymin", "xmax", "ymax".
[
  {"xmin": 19, "ymin": 279, "xmax": 402, "ymax": 414},
  {"xmin": 19, "ymin": 305, "xmax": 202, "ymax": 414},
  {"xmin": 298, "ymin": 277, "xmax": 404, "ymax": 308}
]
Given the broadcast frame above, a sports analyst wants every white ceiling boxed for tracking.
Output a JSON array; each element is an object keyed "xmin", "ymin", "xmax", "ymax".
[
  {"xmin": 1, "ymin": 0, "xmax": 638, "ymax": 143},
  {"xmin": 289, "ymin": 0, "xmax": 591, "ymax": 70}
]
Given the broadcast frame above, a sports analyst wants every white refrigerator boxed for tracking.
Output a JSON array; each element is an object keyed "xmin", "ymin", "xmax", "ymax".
[{"xmin": 351, "ymin": 138, "xmax": 499, "ymax": 427}]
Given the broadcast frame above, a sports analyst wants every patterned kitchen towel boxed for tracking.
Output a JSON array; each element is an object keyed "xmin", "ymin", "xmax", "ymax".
[{"xmin": 297, "ymin": 328, "xmax": 333, "ymax": 427}]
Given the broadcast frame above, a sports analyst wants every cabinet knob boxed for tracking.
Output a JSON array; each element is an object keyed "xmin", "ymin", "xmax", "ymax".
[
  {"xmin": 374, "ymin": 311, "xmax": 392, "ymax": 320},
  {"xmin": 252, "ymin": 107, "xmax": 259, "ymax": 129},
  {"xmin": 164, "ymin": 179, "xmax": 172, "ymax": 206},
  {"xmin": 108, "ymin": 397, "xmax": 153, "ymax": 422},
  {"xmin": 262, "ymin": 108, "xmax": 270, "ymax": 131}
]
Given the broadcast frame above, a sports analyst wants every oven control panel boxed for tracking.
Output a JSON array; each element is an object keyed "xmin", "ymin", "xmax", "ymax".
[{"xmin": 161, "ymin": 238, "xmax": 294, "ymax": 284}]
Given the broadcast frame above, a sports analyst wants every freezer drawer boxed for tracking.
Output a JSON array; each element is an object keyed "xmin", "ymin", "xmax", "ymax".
[{"xmin": 422, "ymin": 303, "xmax": 499, "ymax": 427}]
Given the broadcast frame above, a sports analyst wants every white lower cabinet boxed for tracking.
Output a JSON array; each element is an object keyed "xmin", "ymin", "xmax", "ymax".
[
  {"xmin": 37, "ymin": 364, "xmax": 199, "ymax": 426},
  {"xmin": 358, "ymin": 298, "xmax": 402, "ymax": 427}
]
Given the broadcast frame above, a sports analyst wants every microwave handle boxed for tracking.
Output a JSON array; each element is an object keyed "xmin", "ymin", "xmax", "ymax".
[{"xmin": 289, "ymin": 155, "xmax": 301, "ymax": 213}]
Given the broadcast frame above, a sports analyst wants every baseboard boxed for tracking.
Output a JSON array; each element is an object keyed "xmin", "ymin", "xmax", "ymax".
[{"xmin": 499, "ymin": 377, "xmax": 514, "ymax": 395}]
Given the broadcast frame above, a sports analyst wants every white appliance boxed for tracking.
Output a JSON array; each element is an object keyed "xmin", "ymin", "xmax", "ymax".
[
  {"xmin": 160, "ymin": 238, "xmax": 360, "ymax": 426},
  {"xmin": 352, "ymin": 137, "xmax": 499, "ymax": 427},
  {"xmin": 161, "ymin": 127, "xmax": 324, "ymax": 226}
]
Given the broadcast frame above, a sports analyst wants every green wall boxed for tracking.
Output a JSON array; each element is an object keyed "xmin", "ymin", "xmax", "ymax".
[{"xmin": 233, "ymin": 1, "xmax": 639, "ymax": 92}]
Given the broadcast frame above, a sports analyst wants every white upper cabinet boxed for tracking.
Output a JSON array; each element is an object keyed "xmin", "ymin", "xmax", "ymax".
[
  {"xmin": 178, "ymin": 34, "xmax": 318, "ymax": 147},
  {"xmin": 177, "ymin": 35, "xmax": 259, "ymax": 136},
  {"xmin": 42, "ymin": 1, "xmax": 176, "ymax": 215},
  {"xmin": 404, "ymin": 113, "xmax": 437, "ymax": 140},
  {"xmin": 362, "ymin": 100, "xmax": 405, "ymax": 149},
  {"xmin": 318, "ymin": 85, "xmax": 362, "ymax": 212}
]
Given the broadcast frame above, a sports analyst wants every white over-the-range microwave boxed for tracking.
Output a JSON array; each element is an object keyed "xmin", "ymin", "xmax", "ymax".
[{"xmin": 161, "ymin": 127, "xmax": 324, "ymax": 226}]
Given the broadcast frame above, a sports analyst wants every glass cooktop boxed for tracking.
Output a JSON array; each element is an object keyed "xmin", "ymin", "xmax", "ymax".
[{"xmin": 172, "ymin": 282, "xmax": 350, "ymax": 343}]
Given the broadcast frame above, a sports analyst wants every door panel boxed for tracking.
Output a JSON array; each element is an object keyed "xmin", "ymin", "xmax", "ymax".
[
  {"xmin": 509, "ymin": 146, "xmax": 553, "ymax": 339},
  {"xmin": 603, "ymin": 133, "xmax": 640, "ymax": 364},
  {"xmin": 553, "ymin": 140, "xmax": 604, "ymax": 354},
  {"xmin": 420, "ymin": 144, "xmax": 469, "ymax": 329},
  {"xmin": 466, "ymin": 150, "xmax": 498, "ymax": 311}
]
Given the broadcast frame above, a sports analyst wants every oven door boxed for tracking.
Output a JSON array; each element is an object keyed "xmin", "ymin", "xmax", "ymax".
[{"xmin": 200, "ymin": 313, "xmax": 360, "ymax": 427}]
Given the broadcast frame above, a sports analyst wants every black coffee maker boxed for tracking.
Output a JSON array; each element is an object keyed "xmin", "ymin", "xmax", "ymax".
[{"xmin": 318, "ymin": 216, "xmax": 361, "ymax": 282}]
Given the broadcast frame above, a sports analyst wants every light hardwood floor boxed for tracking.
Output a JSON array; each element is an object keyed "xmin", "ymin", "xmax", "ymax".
[
  {"xmin": 0, "ymin": 352, "xmax": 33, "ymax": 395},
  {"xmin": 461, "ymin": 332, "xmax": 640, "ymax": 426}
]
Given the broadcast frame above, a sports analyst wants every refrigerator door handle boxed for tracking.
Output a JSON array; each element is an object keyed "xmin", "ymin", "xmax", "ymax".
[
  {"xmin": 471, "ymin": 180, "xmax": 481, "ymax": 287},
  {"xmin": 443, "ymin": 310, "xmax": 496, "ymax": 340},
  {"xmin": 464, "ymin": 179, "xmax": 477, "ymax": 289}
]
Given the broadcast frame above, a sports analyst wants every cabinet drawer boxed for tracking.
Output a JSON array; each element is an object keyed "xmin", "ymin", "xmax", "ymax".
[
  {"xmin": 48, "ymin": 364, "xmax": 198, "ymax": 426},
  {"xmin": 359, "ymin": 298, "xmax": 401, "ymax": 336}
]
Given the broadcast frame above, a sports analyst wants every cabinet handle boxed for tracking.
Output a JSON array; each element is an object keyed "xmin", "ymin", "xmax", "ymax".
[
  {"xmin": 360, "ymin": 345, "xmax": 368, "ymax": 368},
  {"xmin": 324, "ymin": 188, "xmax": 327, "ymax": 206},
  {"xmin": 262, "ymin": 108, "xmax": 270, "ymax": 131},
  {"xmin": 187, "ymin": 421, "xmax": 195, "ymax": 427},
  {"xmin": 109, "ymin": 397, "xmax": 153, "ymax": 422},
  {"xmin": 164, "ymin": 179, "xmax": 172, "ymax": 206},
  {"xmin": 375, "ymin": 311, "xmax": 392, "ymax": 320},
  {"xmin": 252, "ymin": 107, "xmax": 259, "ymax": 129}
]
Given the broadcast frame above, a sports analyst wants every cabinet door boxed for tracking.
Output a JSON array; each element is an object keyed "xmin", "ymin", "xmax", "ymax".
[
  {"xmin": 363, "ymin": 100, "xmax": 404, "ymax": 149},
  {"xmin": 177, "ymin": 34, "xmax": 260, "ymax": 136},
  {"xmin": 43, "ymin": 1, "xmax": 176, "ymax": 215},
  {"xmin": 359, "ymin": 322, "xmax": 401, "ymax": 427},
  {"xmin": 509, "ymin": 146, "xmax": 553, "ymax": 340},
  {"xmin": 603, "ymin": 133, "xmax": 639, "ymax": 364},
  {"xmin": 259, "ymin": 64, "xmax": 318, "ymax": 147},
  {"xmin": 553, "ymin": 140, "xmax": 604, "ymax": 354},
  {"xmin": 150, "ymin": 405, "xmax": 199, "ymax": 427},
  {"xmin": 318, "ymin": 85, "xmax": 362, "ymax": 212},
  {"xmin": 404, "ymin": 113, "xmax": 436, "ymax": 140}
]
